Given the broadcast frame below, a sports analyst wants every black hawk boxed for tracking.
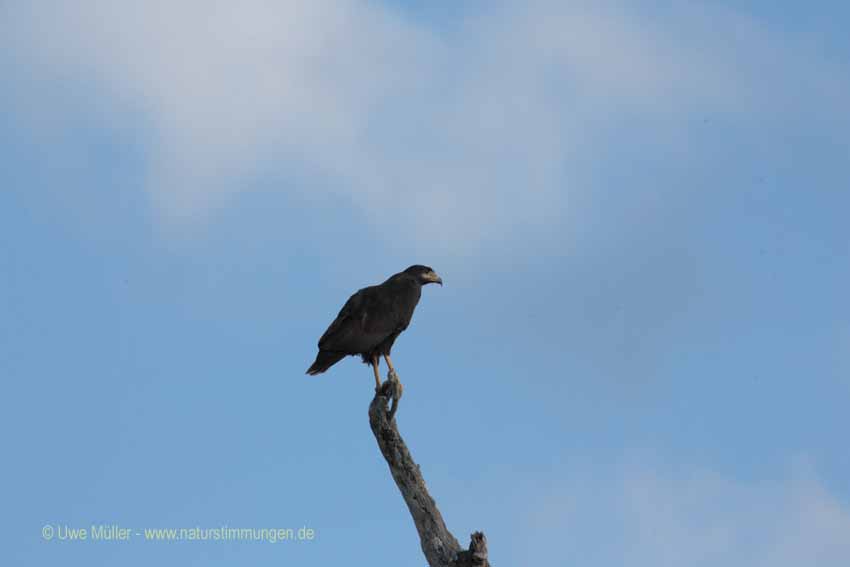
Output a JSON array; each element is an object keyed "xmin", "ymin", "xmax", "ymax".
[{"xmin": 306, "ymin": 265, "xmax": 443, "ymax": 394}]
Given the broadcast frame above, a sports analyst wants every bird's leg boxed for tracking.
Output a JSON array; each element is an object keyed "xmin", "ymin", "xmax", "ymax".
[
  {"xmin": 371, "ymin": 355, "xmax": 382, "ymax": 392},
  {"xmin": 383, "ymin": 354, "xmax": 402, "ymax": 395},
  {"xmin": 384, "ymin": 354, "xmax": 397, "ymax": 377}
]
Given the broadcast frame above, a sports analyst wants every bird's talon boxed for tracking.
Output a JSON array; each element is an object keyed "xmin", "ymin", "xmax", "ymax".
[{"xmin": 377, "ymin": 379, "xmax": 393, "ymax": 399}]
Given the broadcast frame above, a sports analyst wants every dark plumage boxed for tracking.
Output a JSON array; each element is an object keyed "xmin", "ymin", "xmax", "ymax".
[{"xmin": 306, "ymin": 265, "xmax": 442, "ymax": 382}]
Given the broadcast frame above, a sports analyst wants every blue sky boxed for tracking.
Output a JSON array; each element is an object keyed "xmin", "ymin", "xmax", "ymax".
[{"xmin": 2, "ymin": 1, "xmax": 849, "ymax": 565}]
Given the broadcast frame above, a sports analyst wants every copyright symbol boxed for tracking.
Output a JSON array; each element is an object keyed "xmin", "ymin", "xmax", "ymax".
[{"xmin": 42, "ymin": 525, "xmax": 54, "ymax": 540}]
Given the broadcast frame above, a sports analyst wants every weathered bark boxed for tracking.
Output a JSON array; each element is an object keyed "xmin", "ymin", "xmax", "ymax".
[{"xmin": 368, "ymin": 373, "xmax": 490, "ymax": 567}]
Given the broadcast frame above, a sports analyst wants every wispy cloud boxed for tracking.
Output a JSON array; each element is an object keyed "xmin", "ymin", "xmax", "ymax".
[
  {"xmin": 4, "ymin": 1, "xmax": 847, "ymax": 250},
  {"xmin": 519, "ymin": 455, "xmax": 850, "ymax": 566}
]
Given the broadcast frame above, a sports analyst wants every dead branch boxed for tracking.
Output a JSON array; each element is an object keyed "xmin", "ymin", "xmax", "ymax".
[{"xmin": 368, "ymin": 373, "xmax": 490, "ymax": 567}]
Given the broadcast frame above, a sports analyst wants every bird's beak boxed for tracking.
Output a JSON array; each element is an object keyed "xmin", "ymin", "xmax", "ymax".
[{"xmin": 426, "ymin": 271, "xmax": 443, "ymax": 286}]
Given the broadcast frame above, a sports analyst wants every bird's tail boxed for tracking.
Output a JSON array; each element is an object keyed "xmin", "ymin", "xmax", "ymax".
[{"xmin": 306, "ymin": 350, "xmax": 346, "ymax": 375}]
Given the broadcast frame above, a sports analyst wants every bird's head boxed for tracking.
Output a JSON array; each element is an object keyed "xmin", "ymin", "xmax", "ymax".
[{"xmin": 404, "ymin": 265, "xmax": 443, "ymax": 286}]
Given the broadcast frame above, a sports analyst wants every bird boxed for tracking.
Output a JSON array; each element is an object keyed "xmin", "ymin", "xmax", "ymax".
[{"xmin": 306, "ymin": 265, "xmax": 443, "ymax": 395}]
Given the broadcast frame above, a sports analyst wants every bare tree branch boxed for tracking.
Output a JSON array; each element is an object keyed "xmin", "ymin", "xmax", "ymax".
[{"xmin": 368, "ymin": 373, "xmax": 491, "ymax": 567}]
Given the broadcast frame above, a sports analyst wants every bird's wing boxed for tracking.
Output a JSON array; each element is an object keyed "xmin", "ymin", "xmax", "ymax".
[{"xmin": 317, "ymin": 287, "xmax": 397, "ymax": 353}]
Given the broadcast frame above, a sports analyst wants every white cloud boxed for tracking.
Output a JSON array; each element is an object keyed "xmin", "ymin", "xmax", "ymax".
[
  {"xmin": 518, "ymin": 455, "xmax": 850, "ymax": 566},
  {"xmin": 4, "ymin": 1, "xmax": 848, "ymax": 249}
]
